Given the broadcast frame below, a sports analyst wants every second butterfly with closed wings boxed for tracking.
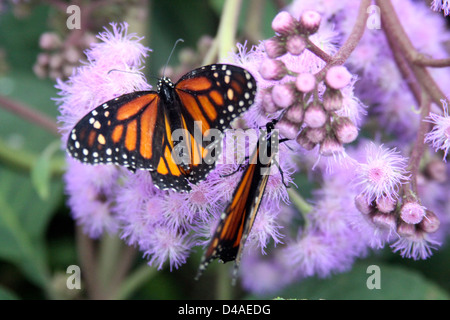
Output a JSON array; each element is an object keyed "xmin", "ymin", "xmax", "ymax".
[
  {"xmin": 196, "ymin": 119, "xmax": 284, "ymax": 283},
  {"xmin": 67, "ymin": 64, "xmax": 256, "ymax": 192}
]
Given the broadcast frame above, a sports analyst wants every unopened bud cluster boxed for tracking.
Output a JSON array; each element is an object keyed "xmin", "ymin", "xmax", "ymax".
[
  {"xmin": 260, "ymin": 11, "xmax": 358, "ymax": 157},
  {"xmin": 33, "ymin": 32, "xmax": 97, "ymax": 80},
  {"xmin": 355, "ymin": 193, "xmax": 440, "ymax": 241}
]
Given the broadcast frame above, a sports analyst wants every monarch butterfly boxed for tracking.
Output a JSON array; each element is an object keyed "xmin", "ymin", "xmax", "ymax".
[
  {"xmin": 196, "ymin": 119, "xmax": 284, "ymax": 283},
  {"xmin": 66, "ymin": 64, "xmax": 256, "ymax": 192}
]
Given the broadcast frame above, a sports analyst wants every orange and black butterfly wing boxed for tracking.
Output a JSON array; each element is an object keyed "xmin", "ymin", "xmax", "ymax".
[
  {"xmin": 196, "ymin": 123, "xmax": 279, "ymax": 281},
  {"xmin": 174, "ymin": 64, "xmax": 257, "ymax": 186},
  {"xmin": 196, "ymin": 145, "xmax": 266, "ymax": 279},
  {"xmin": 67, "ymin": 91, "xmax": 165, "ymax": 172},
  {"xmin": 148, "ymin": 107, "xmax": 193, "ymax": 192}
]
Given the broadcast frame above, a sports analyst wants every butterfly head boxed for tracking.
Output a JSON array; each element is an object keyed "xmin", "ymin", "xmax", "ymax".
[{"xmin": 157, "ymin": 77, "xmax": 175, "ymax": 92}]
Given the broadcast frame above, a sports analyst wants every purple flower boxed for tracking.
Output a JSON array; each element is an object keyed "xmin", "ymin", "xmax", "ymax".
[
  {"xmin": 57, "ymin": 22, "xmax": 295, "ymax": 273},
  {"xmin": 239, "ymin": 249, "xmax": 292, "ymax": 294},
  {"xmin": 354, "ymin": 143, "xmax": 410, "ymax": 203},
  {"xmin": 64, "ymin": 158, "xmax": 122, "ymax": 238},
  {"xmin": 143, "ymin": 226, "xmax": 193, "ymax": 271},
  {"xmin": 391, "ymin": 231, "xmax": 440, "ymax": 260},
  {"xmin": 431, "ymin": 0, "xmax": 450, "ymax": 16},
  {"xmin": 283, "ymin": 230, "xmax": 348, "ymax": 278},
  {"xmin": 425, "ymin": 100, "xmax": 450, "ymax": 161},
  {"xmin": 55, "ymin": 0, "xmax": 450, "ymax": 295}
]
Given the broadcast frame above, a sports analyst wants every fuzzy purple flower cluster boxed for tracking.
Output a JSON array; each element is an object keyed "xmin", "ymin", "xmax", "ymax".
[
  {"xmin": 56, "ymin": 23, "xmax": 291, "ymax": 273},
  {"xmin": 56, "ymin": 0, "xmax": 450, "ymax": 296}
]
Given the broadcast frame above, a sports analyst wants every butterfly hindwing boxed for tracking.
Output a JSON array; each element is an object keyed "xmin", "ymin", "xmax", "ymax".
[
  {"xmin": 175, "ymin": 64, "xmax": 257, "ymax": 185},
  {"xmin": 149, "ymin": 112, "xmax": 193, "ymax": 192}
]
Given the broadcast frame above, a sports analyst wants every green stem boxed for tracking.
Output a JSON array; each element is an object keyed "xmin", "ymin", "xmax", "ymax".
[
  {"xmin": 97, "ymin": 234, "xmax": 124, "ymax": 298},
  {"xmin": 0, "ymin": 138, "xmax": 66, "ymax": 176},
  {"xmin": 216, "ymin": 264, "xmax": 233, "ymax": 300},
  {"xmin": 216, "ymin": 0, "xmax": 243, "ymax": 62},
  {"xmin": 288, "ymin": 188, "xmax": 313, "ymax": 214},
  {"xmin": 243, "ymin": 0, "xmax": 264, "ymax": 43},
  {"xmin": 113, "ymin": 264, "xmax": 157, "ymax": 300}
]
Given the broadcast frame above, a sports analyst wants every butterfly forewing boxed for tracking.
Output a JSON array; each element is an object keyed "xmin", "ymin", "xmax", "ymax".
[{"xmin": 67, "ymin": 91, "xmax": 164, "ymax": 171}]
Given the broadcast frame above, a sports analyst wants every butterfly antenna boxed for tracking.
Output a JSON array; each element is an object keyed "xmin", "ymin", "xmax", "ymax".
[
  {"xmin": 107, "ymin": 69, "xmax": 142, "ymax": 76},
  {"xmin": 162, "ymin": 38, "xmax": 184, "ymax": 78}
]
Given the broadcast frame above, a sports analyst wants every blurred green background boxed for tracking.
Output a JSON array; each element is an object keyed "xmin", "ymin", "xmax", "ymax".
[{"xmin": 0, "ymin": 0, "xmax": 449, "ymax": 300}]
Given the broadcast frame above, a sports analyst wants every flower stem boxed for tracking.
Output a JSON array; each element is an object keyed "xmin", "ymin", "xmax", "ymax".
[
  {"xmin": 208, "ymin": 0, "xmax": 243, "ymax": 63},
  {"xmin": 75, "ymin": 226, "xmax": 102, "ymax": 299},
  {"xmin": 376, "ymin": 0, "xmax": 447, "ymax": 107},
  {"xmin": 97, "ymin": 233, "xmax": 124, "ymax": 298},
  {"xmin": 405, "ymin": 94, "xmax": 432, "ymax": 195},
  {"xmin": 315, "ymin": 0, "xmax": 371, "ymax": 80},
  {"xmin": 216, "ymin": 264, "xmax": 233, "ymax": 299},
  {"xmin": 305, "ymin": 38, "xmax": 332, "ymax": 63},
  {"xmin": 288, "ymin": 188, "xmax": 313, "ymax": 214},
  {"xmin": 0, "ymin": 95, "xmax": 59, "ymax": 136},
  {"xmin": 113, "ymin": 264, "xmax": 157, "ymax": 300}
]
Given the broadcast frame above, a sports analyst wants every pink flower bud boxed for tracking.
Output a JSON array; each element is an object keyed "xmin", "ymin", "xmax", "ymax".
[
  {"xmin": 275, "ymin": 120, "xmax": 300, "ymax": 140},
  {"xmin": 39, "ymin": 32, "xmax": 62, "ymax": 50},
  {"xmin": 285, "ymin": 104, "xmax": 304, "ymax": 124},
  {"xmin": 272, "ymin": 83, "xmax": 296, "ymax": 108},
  {"xmin": 371, "ymin": 212, "xmax": 397, "ymax": 230},
  {"xmin": 49, "ymin": 53, "xmax": 63, "ymax": 69},
  {"xmin": 375, "ymin": 195, "xmax": 397, "ymax": 213},
  {"xmin": 264, "ymin": 37, "xmax": 287, "ymax": 59},
  {"xmin": 305, "ymin": 126, "xmax": 326, "ymax": 144},
  {"xmin": 296, "ymin": 129, "xmax": 316, "ymax": 150},
  {"xmin": 397, "ymin": 221, "xmax": 417, "ymax": 237},
  {"xmin": 323, "ymin": 88, "xmax": 343, "ymax": 111},
  {"xmin": 325, "ymin": 66, "xmax": 352, "ymax": 89},
  {"xmin": 261, "ymin": 90, "xmax": 278, "ymax": 113},
  {"xmin": 271, "ymin": 11, "xmax": 297, "ymax": 35},
  {"xmin": 333, "ymin": 117, "xmax": 358, "ymax": 144},
  {"xmin": 355, "ymin": 193, "xmax": 373, "ymax": 215},
  {"xmin": 33, "ymin": 63, "xmax": 47, "ymax": 79},
  {"xmin": 319, "ymin": 135, "xmax": 344, "ymax": 157},
  {"xmin": 400, "ymin": 201, "xmax": 426, "ymax": 225},
  {"xmin": 286, "ymin": 34, "xmax": 306, "ymax": 55},
  {"xmin": 259, "ymin": 59, "xmax": 287, "ymax": 80},
  {"xmin": 418, "ymin": 210, "xmax": 440, "ymax": 233},
  {"xmin": 36, "ymin": 53, "xmax": 50, "ymax": 66},
  {"xmin": 295, "ymin": 73, "xmax": 316, "ymax": 92},
  {"xmin": 299, "ymin": 10, "xmax": 321, "ymax": 34},
  {"xmin": 64, "ymin": 46, "xmax": 82, "ymax": 64},
  {"xmin": 304, "ymin": 103, "xmax": 327, "ymax": 128}
]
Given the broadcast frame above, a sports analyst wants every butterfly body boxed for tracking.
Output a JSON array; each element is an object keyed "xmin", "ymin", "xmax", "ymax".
[
  {"xmin": 196, "ymin": 120, "xmax": 280, "ymax": 280},
  {"xmin": 67, "ymin": 64, "xmax": 256, "ymax": 192}
]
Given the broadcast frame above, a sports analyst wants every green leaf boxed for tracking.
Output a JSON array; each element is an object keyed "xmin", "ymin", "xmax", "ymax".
[
  {"xmin": 0, "ymin": 285, "xmax": 19, "ymax": 300},
  {"xmin": 255, "ymin": 262, "xmax": 450, "ymax": 300},
  {"xmin": 0, "ymin": 167, "xmax": 63, "ymax": 288},
  {"xmin": 0, "ymin": 5, "xmax": 51, "ymax": 71},
  {"xmin": 0, "ymin": 65, "xmax": 63, "ymax": 292},
  {"xmin": 31, "ymin": 140, "xmax": 61, "ymax": 200},
  {"xmin": 148, "ymin": 0, "xmax": 219, "ymax": 74}
]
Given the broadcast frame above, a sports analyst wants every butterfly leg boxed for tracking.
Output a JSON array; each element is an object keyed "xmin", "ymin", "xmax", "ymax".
[
  {"xmin": 220, "ymin": 163, "xmax": 244, "ymax": 178},
  {"xmin": 272, "ymin": 157, "xmax": 290, "ymax": 189}
]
